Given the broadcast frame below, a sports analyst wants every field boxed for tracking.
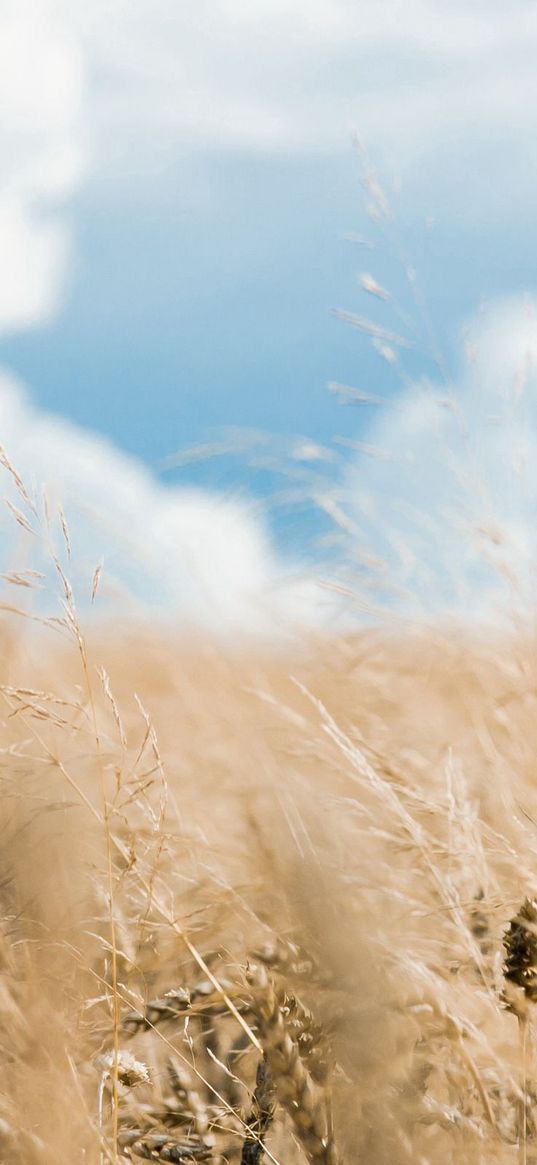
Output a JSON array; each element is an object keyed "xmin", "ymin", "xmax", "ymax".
[{"xmin": 2, "ymin": 582, "xmax": 537, "ymax": 1164}]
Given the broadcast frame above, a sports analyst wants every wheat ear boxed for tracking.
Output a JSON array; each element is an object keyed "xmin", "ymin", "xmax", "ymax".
[{"xmin": 248, "ymin": 966, "xmax": 340, "ymax": 1165}]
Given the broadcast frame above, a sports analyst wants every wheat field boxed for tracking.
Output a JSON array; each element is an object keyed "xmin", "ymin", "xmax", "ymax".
[{"xmin": 3, "ymin": 547, "xmax": 537, "ymax": 1165}]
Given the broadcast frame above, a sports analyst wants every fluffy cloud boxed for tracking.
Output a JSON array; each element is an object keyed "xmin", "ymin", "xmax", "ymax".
[
  {"xmin": 0, "ymin": 375, "xmax": 334, "ymax": 634},
  {"xmin": 3, "ymin": 5, "xmax": 537, "ymax": 633},
  {"xmin": 0, "ymin": 3, "xmax": 347, "ymax": 634},
  {"xmin": 3, "ymin": 298, "xmax": 536, "ymax": 633},
  {"xmin": 4, "ymin": 0, "xmax": 537, "ymax": 335},
  {"xmin": 70, "ymin": 1, "xmax": 537, "ymax": 164},
  {"xmin": 342, "ymin": 296, "xmax": 537, "ymax": 623},
  {"xmin": 0, "ymin": 1, "xmax": 84, "ymax": 334}
]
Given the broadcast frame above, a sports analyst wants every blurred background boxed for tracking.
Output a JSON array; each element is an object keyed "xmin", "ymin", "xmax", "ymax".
[{"xmin": 2, "ymin": 1, "xmax": 537, "ymax": 630}]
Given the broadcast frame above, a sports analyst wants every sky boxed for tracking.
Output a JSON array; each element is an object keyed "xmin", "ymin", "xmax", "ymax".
[{"xmin": 2, "ymin": 0, "xmax": 537, "ymax": 630}]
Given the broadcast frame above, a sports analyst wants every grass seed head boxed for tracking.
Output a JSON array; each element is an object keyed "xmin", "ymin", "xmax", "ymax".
[
  {"xmin": 503, "ymin": 897, "xmax": 537, "ymax": 1011},
  {"xmin": 97, "ymin": 1049, "xmax": 151, "ymax": 1088}
]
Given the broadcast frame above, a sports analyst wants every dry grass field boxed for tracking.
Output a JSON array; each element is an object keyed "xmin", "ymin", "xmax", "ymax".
[
  {"xmin": 3, "ymin": 581, "xmax": 537, "ymax": 1164},
  {"xmin": 1, "ymin": 385, "xmax": 537, "ymax": 1163}
]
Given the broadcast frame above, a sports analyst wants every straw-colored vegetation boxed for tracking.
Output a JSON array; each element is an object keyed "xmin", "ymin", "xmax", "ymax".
[
  {"xmin": 3, "ymin": 543, "xmax": 537, "ymax": 1163},
  {"xmin": 2, "ymin": 449, "xmax": 537, "ymax": 1165}
]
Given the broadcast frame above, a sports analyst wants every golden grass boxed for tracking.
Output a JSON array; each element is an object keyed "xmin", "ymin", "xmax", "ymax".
[{"xmin": 3, "ymin": 605, "xmax": 537, "ymax": 1163}]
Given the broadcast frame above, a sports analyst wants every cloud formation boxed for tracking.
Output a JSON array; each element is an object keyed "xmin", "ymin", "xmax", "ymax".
[
  {"xmin": 4, "ymin": 0, "xmax": 536, "ymax": 333},
  {"xmin": 2, "ymin": 5, "xmax": 537, "ymax": 634},
  {"xmin": 3, "ymin": 296, "xmax": 536, "ymax": 634},
  {"xmin": 343, "ymin": 295, "xmax": 537, "ymax": 623},
  {"xmin": 0, "ymin": 375, "xmax": 333, "ymax": 635},
  {"xmin": 72, "ymin": 1, "xmax": 537, "ymax": 164},
  {"xmin": 0, "ymin": 2, "xmax": 84, "ymax": 334}
]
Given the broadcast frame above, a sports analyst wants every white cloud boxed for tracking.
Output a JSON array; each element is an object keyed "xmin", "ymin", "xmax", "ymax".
[
  {"xmin": 0, "ymin": 374, "xmax": 335, "ymax": 635},
  {"xmin": 0, "ymin": 1, "xmax": 85, "ymax": 334},
  {"xmin": 0, "ymin": 200, "xmax": 70, "ymax": 332},
  {"xmin": 2, "ymin": 4, "xmax": 537, "ymax": 634},
  {"xmin": 342, "ymin": 295, "xmax": 537, "ymax": 623},
  {"xmin": 70, "ymin": 1, "xmax": 537, "ymax": 165},
  {"xmin": 3, "ymin": 300, "xmax": 536, "ymax": 634},
  {"xmin": 3, "ymin": 0, "xmax": 536, "ymax": 340}
]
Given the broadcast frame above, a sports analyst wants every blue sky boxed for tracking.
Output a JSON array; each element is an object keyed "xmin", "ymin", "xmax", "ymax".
[
  {"xmin": 2, "ymin": 1, "xmax": 537, "ymax": 629},
  {"xmin": 3, "ymin": 145, "xmax": 536, "ymax": 474}
]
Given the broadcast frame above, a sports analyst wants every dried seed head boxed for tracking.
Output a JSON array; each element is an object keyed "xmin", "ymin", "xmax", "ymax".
[
  {"xmin": 247, "ymin": 964, "xmax": 340, "ymax": 1165},
  {"xmin": 118, "ymin": 1129, "xmax": 212, "ymax": 1160},
  {"xmin": 503, "ymin": 898, "xmax": 537, "ymax": 1010},
  {"xmin": 96, "ymin": 1049, "xmax": 151, "ymax": 1088}
]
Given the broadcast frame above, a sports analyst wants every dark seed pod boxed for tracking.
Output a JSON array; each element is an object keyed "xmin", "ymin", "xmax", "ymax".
[{"xmin": 503, "ymin": 898, "xmax": 537, "ymax": 1008}]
